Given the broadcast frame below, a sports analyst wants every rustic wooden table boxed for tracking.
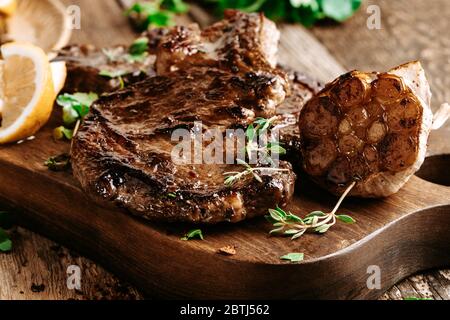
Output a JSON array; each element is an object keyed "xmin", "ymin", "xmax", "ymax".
[{"xmin": 0, "ymin": 0, "xmax": 449, "ymax": 300}]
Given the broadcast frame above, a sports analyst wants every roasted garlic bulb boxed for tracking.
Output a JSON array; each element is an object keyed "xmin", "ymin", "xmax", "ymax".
[{"xmin": 299, "ymin": 61, "xmax": 434, "ymax": 197}]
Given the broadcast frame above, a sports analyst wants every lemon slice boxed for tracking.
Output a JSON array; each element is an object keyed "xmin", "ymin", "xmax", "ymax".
[
  {"xmin": 0, "ymin": 42, "xmax": 56, "ymax": 144},
  {"xmin": 51, "ymin": 60, "xmax": 67, "ymax": 95},
  {"xmin": 0, "ymin": 0, "xmax": 16, "ymax": 16}
]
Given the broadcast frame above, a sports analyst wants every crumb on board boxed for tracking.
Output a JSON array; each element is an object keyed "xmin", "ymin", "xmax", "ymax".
[{"xmin": 217, "ymin": 245, "xmax": 236, "ymax": 256}]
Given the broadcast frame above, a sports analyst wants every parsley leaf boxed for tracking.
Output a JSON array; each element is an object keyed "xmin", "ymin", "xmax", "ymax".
[
  {"xmin": 164, "ymin": 0, "xmax": 189, "ymax": 13},
  {"xmin": 56, "ymin": 93, "xmax": 98, "ymax": 126},
  {"xmin": 210, "ymin": 0, "xmax": 362, "ymax": 27},
  {"xmin": 129, "ymin": 37, "xmax": 149, "ymax": 56},
  {"xmin": 320, "ymin": 0, "xmax": 362, "ymax": 22},
  {"xmin": 125, "ymin": 0, "xmax": 189, "ymax": 31}
]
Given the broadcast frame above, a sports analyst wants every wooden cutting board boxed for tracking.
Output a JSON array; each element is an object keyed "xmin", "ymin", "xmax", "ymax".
[{"xmin": 0, "ymin": 0, "xmax": 449, "ymax": 300}]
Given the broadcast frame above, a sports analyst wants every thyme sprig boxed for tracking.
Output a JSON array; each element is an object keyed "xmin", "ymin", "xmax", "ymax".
[
  {"xmin": 267, "ymin": 181, "xmax": 357, "ymax": 240},
  {"xmin": 224, "ymin": 159, "xmax": 289, "ymax": 187},
  {"xmin": 224, "ymin": 117, "xmax": 287, "ymax": 187},
  {"xmin": 181, "ymin": 229, "xmax": 204, "ymax": 241},
  {"xmin": 44, "ymin": 153, "xmax": 71, "ymax": 172},
  {"xmin": 245, "ymin": 116, "xmax": 283, "ymax": 162}
]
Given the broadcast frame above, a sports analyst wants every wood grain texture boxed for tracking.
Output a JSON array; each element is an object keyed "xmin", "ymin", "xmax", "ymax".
[
  {"xmin": 0, "ymin": 225, "xmax": 142, "ymax": 300},
  {"xmin": 0, "ymin": 0, "xmax": 449, "ymax": 300}
]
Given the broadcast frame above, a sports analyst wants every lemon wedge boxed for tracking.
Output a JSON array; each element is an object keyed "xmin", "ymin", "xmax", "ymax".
[
  {"xmin": 0, "ymin": 42, "xmax": 65, "ymax": 144},
  {"xmin": 51, "ymin": 60, "xmax": 67, "ymax": 95},
  {"xmin": 0, "ymin": 0, "xmax": 16, "ymax": 16}
]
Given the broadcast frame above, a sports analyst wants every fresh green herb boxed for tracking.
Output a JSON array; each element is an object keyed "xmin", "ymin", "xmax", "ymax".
[
  {"xmin": 210, "ymin": 0, "xmax": 362, "ymax": 27},
  {"xmin": 53, "ymin": 126, "xmax": 74, "ymax": 140},
  {"xmin": 167, "ymin": 192, "xmax": 177, "ymax": 198},
  {"xmin": 55, "ymin": 93, "xmax": 98, "ymax": 140},
  {"xmin": 224, "ymin": 159, "xmax": 289, "ymax": 187},
  {"xmin": 125, "ymin": 0, "xmax": 189, "ymax": 31},
  {"xmin": 245, "ymin": 116, "xmax": 284, "ymax": 162},
  {"xmin": 99, "ymin": 69, "xmax": 129, "ymax": 79},
  {"xmin": 0, "ymin": 211, "xmax": 13, "ymax": 252},
  {"xmin": 321, "ymin": 0, "xmax": 362, "ymax": 22},
  {"xmin": 267, "ymin": 181, "xmax": 356, "ymax": 240},
  {"xmin": 57, "ymin": 93, "xmax": 98, "ymax": 126},
  {"xmin": 181, "ymin": 229, "xmax": 204, "ymax": 241},
  {"xmin": 0, "ymin": 227, "xmax": 12, "ymax": 252},
  {"xmin": 103, "ymin": 39, "xmax": 150, "ymax": 64},
  {"xmin": 126, "ymin": 37, "xmax": 150, "ymax": 62},
  {"xmin": 129, "ymin": 37, "xmax": 150, "ymax": 56},
  {"xmin": 164, "ymin": 0, "xmax": 189, "ymax": 13},
  {"xmin": 44, "ymin": 153, "xmax": 71, "ymax": 172},
  {"xmin": 404, "ymin": 297, "xmax": 433, "ymax": 301},
  {"xmin": 99, "ymin": 70, "xmax": 130, "ymax": 89},
  {"xmin": 225, "ymin": 117, "xmax": 288, "ymax": 186},
  {"xmin": 280, "ymin": 252, "xmax": 304, "ymax": 263}
]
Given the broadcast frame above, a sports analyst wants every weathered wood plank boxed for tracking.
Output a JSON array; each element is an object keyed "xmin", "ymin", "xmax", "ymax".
[
  {"xmin": 67, "ymin": 0, "xmax": 135, "ymax": 46},
  {"xmin": 0, "ymin": 226, "xmax": 142, "ymax": 300}
]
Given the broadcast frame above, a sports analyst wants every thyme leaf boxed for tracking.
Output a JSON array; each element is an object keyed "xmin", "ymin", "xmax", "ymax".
[
  {"xmin": 44, "ymin": 153, "xmax": 71, "ymax": 172},
  {"xmin": 181, "ymin": 229, "xmax": 204, "ymax": 241},
  {"xmin": 225, "ymin": 117, "xmax": 287, "ymax": 187},
  {"xmin": 280, "ymin": 252, "xmax": 304, "ymax": 263}
]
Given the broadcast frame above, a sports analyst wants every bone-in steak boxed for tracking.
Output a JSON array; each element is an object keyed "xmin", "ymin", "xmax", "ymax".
[{"xmin": 71, "ymin": 12, "xmax": 297, "ymax": 223}]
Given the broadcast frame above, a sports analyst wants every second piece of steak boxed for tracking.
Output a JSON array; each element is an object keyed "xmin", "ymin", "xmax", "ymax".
[
  {"xmin": 71, "ymin": 68, "xmax": 295, "ymax": 223},
  {"xmin": 156, "ymin": 10, "xmax": 280, "ymax": 75},
  {"xmin": 58, "ymin": 44, "xmax": 155, "ymax": 94},
  {"xmin": 57, "ymin": 28, "xmax": 167, "ymax": 94},
  {"xmin": 276, "ymin": 69, "xmax": 322, "ymax": 164}
]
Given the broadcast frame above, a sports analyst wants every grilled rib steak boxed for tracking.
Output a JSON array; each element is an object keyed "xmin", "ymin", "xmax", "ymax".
[{"xmin": 71, "ymin": 11, "xmax": 297, "ymax": 223}]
